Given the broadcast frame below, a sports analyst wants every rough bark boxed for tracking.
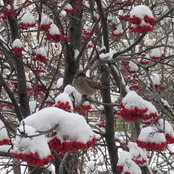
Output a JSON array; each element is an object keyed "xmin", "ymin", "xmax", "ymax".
[
  {"xmin": 6, "ymin": 4, "xmax": 30, "ymax": 118},
  {"xmin": 94, "ymin": 0, "xmax": 120, "ymax": 173},
  {"xmin": 63, "ymin": 0, "xmax": 83, "ymax": 87}
]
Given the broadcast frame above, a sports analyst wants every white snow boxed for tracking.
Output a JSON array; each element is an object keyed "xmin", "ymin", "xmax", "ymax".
[
  {"xmin": 41, "ymin": 15, "xmax": 52, "ymax": 25},
  {"xmin": 83, "ymin": 0, "xmax": 90, "ymax": 8},
  {"xmin": 36, "ymin": 47, "xmax": 47, "ymax": 57},
  {"xmin": 156, "ymin": 119, "xmax": 174, "ymax": 135},
  {"xmin": 122, "ymin": 91, "xmax": 158, "ymax": 115},
  {"xmin": 138, "ymin": 126, "xmax": 166, "ymax": 144},
  {"xmin": 117, "ymin": 151, "xmax": 132, "ymax": 166},
  {"xmin": 15, "ymin": 125, "xmax": 51, "ymax": 158},
  {"xmin": 84, "ymin": 22, "xmax": 93, "ymax": 33},
  {"xmin": 48, "ymin": 24, "xmax": 60, "ymax": 35},
  {"xmin": 128, "ymin": 61, "xmax": 139, "ymax": 72},
  {"xmin": 0, "ymin": 120, "xmax": 9, "ymax": 140},
  {"xmin": 57, "ymin": 78, "xmax": 63, "ymax": 88},
  {"xmin": 0, "ymin": 145, "xmax": 13, "ymax": 153},
  {"xmin": 12, "ymin": 39, "xmax": 23, "ymax": 48},
  {"xmin": 130, "ymin": 5, "xmax": 153, "ymax": 19},
  {"xmin": 65, "ymin": 3, "xmax": 73, "ymax": 10},
  {"xmin": 55, "ymin": 92, "xmax": 74, "ymax": 111},
  {"xmin": 21, "ymin": 107, "xmax": 94, "ymax": 143},
  {"xmin": 150, "ymin": 73, "xmax": 160, "ymax": 85},
  {"xmin": 122, "ymin": 158, "xmax": 142, "ymax": 174},
  {"xmin": 161, "ymin": 98, "xmax": 171, "ymax": 108},
  {"xmin": 25, "ymin": 73, "xmax": 32, "ymax": 89},
  {"xmin": 100, "ymin": 49, "xmax": 117, "ymax": 61},
  {"xmin": 74, "ymin": 49, "xmax": 80, "ymax": 60},
  {"xmin": 113, "ymin": 24, "xmax": 123, "ymax": 35},
  {"xmin": 29, "ymin": 100, "xmax": 37, "ymax": 113},
  {"xmin": 85, "ymin": 161, "xmax": 98, "ymax": 174},
  {"xmin": 63, "ymin": 85, "xmax": 82, "ymax": 106},
  {"xmin": 150, "ymin": 48, "xmax": 162, "ymax": 57},
  {"xmin": 128, "ymin": 142, "xmax": 147, "ymax": 164},
  {"xmin": 21, "ymin": 12, "xmax": 35, "ymax": 24}
]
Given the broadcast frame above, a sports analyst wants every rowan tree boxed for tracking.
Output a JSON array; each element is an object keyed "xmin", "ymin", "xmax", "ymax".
[{"xmin": 0, "ymin": 0, "xmax": 174, "ymax": 174}]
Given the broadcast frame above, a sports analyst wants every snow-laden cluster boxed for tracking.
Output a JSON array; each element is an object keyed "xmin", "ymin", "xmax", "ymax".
[
  {"xmin": 54, "ymin": 93, "xmax": 74, "ymax": 112},
  {"xmin": 14, "ymin": 125, "xmax": 53, "ymax": 166},
  {"xmin": 119, "ymin": 91, "xmax": 159, "ymax": 122},
  {"xmin": 108, "ymin": 14, "xmax": 123, "ymax": 37},
  {"xmin": 19, "ymin": 12, "xmax": 36, "ymax": 30},
  {"xmin": 127, "ymin": 142, "xmax": 147, "ymax": 165},
  {"xmin": 116, "ymin": 150, "xmax": 143, "ymax": 174},
  {"xmin": 11, "ymin": 39, "xmax": 24, "ymax": 57},
  {"xmin": 149, "ymin": 73, "xmax": 164, "ymax": 93},
  {"xmin": 156, "ymin": 119, "xmax": 174, "ymax": 144},
  {"xmin": 136, "ymin": 126, "xmax": 168, "ymax": 151},
  {"xmin": 129, "ymin": 5, "xmax": 155, "ymax": 33},
  {"xmin": 150, "ymin": 48, "xmax": 162, "ymax": 60},
  {"xmin": 22, "ymin": 107, "xmax": 94, "ymax": 143},
  {"xmin": 64, "ymin": 3, "xmax": 76, "ymax": 14},
  {"xmin": 13, "ymin": 107, "xmax": 96, "ymax": 165},
  {"xmin": 127, "ymin": 61, "xmax": 139, "ymax": 73},
  {"xmin": 151, "ymin": 73, "xmax": 160, "ymax": 86},
  {"xmin": 35, "ymin": 47, "xmax": 47, "ymax": 64},
  {"xmin": 0, "ymin": 2, "xmax": 16, "ymax": 19},
  {"xmin": 39, "ymin": 15, "xmax": 52, "ymax": 31}
]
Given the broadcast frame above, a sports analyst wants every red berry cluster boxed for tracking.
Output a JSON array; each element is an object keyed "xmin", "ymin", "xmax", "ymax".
[
  {"xmin": 96, "ymin": 119, "xmax": 106, "ymax": 128},
  {"xmin": 112, "ymin": 33, "xmax": 124, "ymax": 37},
  {"xmin": 74, "ymin": 105, "xmax": 92, "ymax": 116},
  {"xmin": 0, "ymin": 139, "xmax": 11, "ymax": 145},
  {"xmin": 118, "ymin": 104, "xmax": 148, "ymax": 121},
  {"xmin": 45, "ymin": 34, "xmax": 69, "ymax": 43},
  {"xmin": 129, "ymin": 81, "xmax": 141, "ymax": 91},
  {"xmin": 150, "ymin": 56, "xmax": 162, "ymax": 60},
  {"xmin": 82, "ymin": 29, "xmax": 92, "ymax": 41},
  {"xmin": 19, "ymin": 22, "xmax": 36, "ymax": 30},
  {"xmin": 34, "ymin": 84, "xmax": 46, "ymax": 93},
  {"xmin": 169, "ymin": 151, "xmax": 174, "ymax": 155},
  {"xmin": 33, "ymin": 54, "xmax": 49, "ymax": 64},
  {"xmin": 124, "ymin": 172, "xmax": 131, "ymax": 174},
  {"xmin": 130, "ymin": 25, "xmax": 154, "ymax": 33},
  {"xmin": 45, "ymin": 34, "xmax": 62, "ymax": 43},
  {"xmin": 166, "ymin": 134, "xmax": 174, "ymax": 144},
  {"xmin": 39, "ymin": 24, "xmax": 51, "ymax": 31},
  {"xmin": 11, "ymin": 47, "xmax": 24, "ymax": 57},
  {"xmin": 144, "ymin": 15, "xmax": 155, "ymax": 25},
  {"xmin": 64, "ymin": 9, "xmax": 77, "ymax": 14},
  {"xmin": 118, "ymin": 15, "xmax": 130, "ymax": 21},
  {"xmin": 48, "ymin": 137, "xmax": 96, "ymax": 153},
  {"xmin": 136, "ymin": 140, "xmax": 168, "ymax": 151},
  {"xmin": 143, "ymin": 116, "xmax": 160, "ymax": 125},
  {"xmin": 128, "ymin": 16, "xmax": 141, "ymax": 25},
  {"xmin": 54, "ymin": 101, "xmax": 71, "ymax": 112},
  {"xmin": 13, "ymin": 152, "xmax": 53, "ymax": 166},
  {"xmin": 0, "ymin": 4, "xmax": 16, "ymax": 19},
  {"xmin": 133, "ymin": 159, "xmax": 147, "ymax": 165},
  {"xmin": 73, "ymin": 0, "xmax": 83, "ymax": 10},
  {"xmin": 116, "ymin": 165, "xmax": 123, "ymax": 172}
]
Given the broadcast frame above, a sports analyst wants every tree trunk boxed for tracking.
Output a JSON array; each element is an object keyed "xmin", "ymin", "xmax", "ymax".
[
  {"xmin": 6, "ymin": 2, "xmax": 30, "ymax": 119},
  {"xmin": 100, "ymin": 64, "xmax": 119, "ymax": 174},
  {"xmin": 63, "ymin": 0, "xmax": 83, "ymax": 87}
]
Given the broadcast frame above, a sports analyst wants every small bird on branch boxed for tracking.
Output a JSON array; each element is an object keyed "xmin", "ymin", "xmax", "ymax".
[{"xmin": 72, "ymin": 71, "xmax": 102, "ymax": 96}]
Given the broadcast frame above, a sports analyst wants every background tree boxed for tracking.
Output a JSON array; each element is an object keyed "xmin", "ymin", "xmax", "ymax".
[{"xmin": 0, "ymin": 0, "xmax": 174, "ymax": 174}]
